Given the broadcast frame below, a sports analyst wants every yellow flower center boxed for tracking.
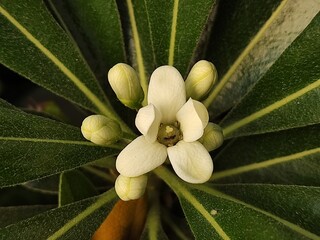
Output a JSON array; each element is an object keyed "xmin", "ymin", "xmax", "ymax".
[{"xmin": 157, "ymin": 122, "xmax": 182, "ymax": 147}]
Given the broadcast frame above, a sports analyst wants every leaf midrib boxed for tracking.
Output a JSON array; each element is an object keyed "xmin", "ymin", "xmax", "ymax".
[
  {"xmin": 47, "ymin": 190, "xmax": 117, "ymax": 240},
  {"xmin": 193, "ymin": 185, "xmax": 320, "ymax": 240},
  {"xmin": 127, "ymin": 0, "xmax": 148, "ymax": 105},
  {"xmin": 168, "ymin": 0, "xmax": 179, "ymax": 66},
  {"xmin": 0, "ymin": 6, "xmax": 110, "ymax": 116},
  {"xmin": 0, "ymin": 5, "xmax": 135, "ymax": 135},
  {"xmin": 222, "ymin": 78, "xmax": 320, "ymax": 137},
  {"xmin": 154, "ymin": 167, "xmax": 231, "ymax": 240},
  {"xmin": 211, "ymin": 147, "xmax": 320, "ymax": 181},
  {"xmin": 203, "ymin": 0, "xmax": 288, "ymax": 107},
  {"xmin": 0, "ymin": 136, "xmax": 122, "ymax": 149}
]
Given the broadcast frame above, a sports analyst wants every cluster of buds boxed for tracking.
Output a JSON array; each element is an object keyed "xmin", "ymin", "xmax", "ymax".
[{"xmin": 80, "ymin": 60, "xmax": 224, "ymax": 201}]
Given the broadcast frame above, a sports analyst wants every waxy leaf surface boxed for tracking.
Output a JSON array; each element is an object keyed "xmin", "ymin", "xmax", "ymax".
[
  {"xmin": 0, "ymin": 102, "xmax": 119, "ymax": 187},
  {"xmin": 156, "ymin": 168, "xmax": 320, "ymax": 240},
  {"xmin": 206, "ymin": 0, "xmax": 320, "ymax": 117},
  {"xmin": 212, "ymin": 124, "xmax": 320, "ymax": 186},
  {"xmin": 59, "ymin": 170, "xmax": 98, "ymax": 206},
  {"xmin": 48, "ymin": 0, "xmax": 126, "ymax": 75},
  {"xmin": 0, "ymin": 190, "xmax": 118, "ymax": 240},
  {"xmin": 0, "ymin": 0, "xmax": 116, "ymax": 116},
  {"xmin": 220, "ymin": 13, "xmax": 320, "ymax": 138},
  {"xmin": 127, "ymin": 0, "xmax": 216, "ymax": 100}
]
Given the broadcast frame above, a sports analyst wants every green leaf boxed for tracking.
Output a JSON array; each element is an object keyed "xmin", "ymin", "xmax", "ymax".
[
  {"xmin": 0, "ymin": 106, "xmax": 119, "ymax": 187},
  {"xmin": 219, "ymin": 13, "xmax": 320, "ymax": 138},
  {"xmin": 127, "ymin": 0, "xmax": 216, "ymax": 103},
  {"xmin": 59, "ymin": 170, "xmax": 98, "ymax": 206},
  {"xmin": 48, "ymin": 0, "xmax": 126, "ymax": 73},
  {"xmin": 211, "ymin": 124, "xmax": 320, "ymax": 185},
  {"xmin": 0, "ymin": 205, "xmax": 54, "ymax": 228},
  {"xmin": 0, "ymin": 0, "xmax": 118, "ymax": 118},
  {"xmin": 0, "ymin": 189, "xmax": 118, "ymax": 240},
  {"xmin": 24, "ymin": 174, "xmax": 59, "ymax": 195},
  {"xmin": 205, "ymin": 0, "xmax": 320, "ymax": 117},
  {"xmin": 213, "ymin": 184, "xmax": 320, "ymax": 236},
  {"xmin": 155, "ymin": 167, "xmax": 320, "ymax": 240},
  {"xmin": 140, "ymin": 198, "xmax": 169, "ymax": 240},
  {"xmin": 0, "ymin": 98, "xmax": 19, "ymax": 110}
]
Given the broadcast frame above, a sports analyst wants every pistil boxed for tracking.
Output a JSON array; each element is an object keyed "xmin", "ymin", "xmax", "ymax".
[{"xmin": 157, "ymin": 122, "xmax": 182, "ymax": 147}]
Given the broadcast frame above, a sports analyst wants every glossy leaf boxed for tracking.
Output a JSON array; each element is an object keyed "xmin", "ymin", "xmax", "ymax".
[
  {"xmin": 127, "ymin": 0, "xmax": 216, "ymax": 102},
  {"xmin": 0, "ymin": 205, "xmax": 54, "ymax": 228},
  {"xmin": 0, "ymin": 189, "xmax": 118, "ymax": 240},
  {"xmin": 219, "ymin": 13, "xmax": 320, "ymax": 138},
  {"xmin": 213, "ymin": 184, "xmax": 320, "ymax": 236},
  {"xmin": 155, "ymin": 167, "xmax": 320, "ymax": 240},
  {"xmin": 205, "ymin": 0, "xmax": 320, "ymax": 117},
  {"xmin": 48, "ymin": 0, "xmax": 126, "ymax": 74},
  {"xmin": 24, "ymin": 174, "xmax": 59, "ymax": 195},
  {"xmin": 0, "ymin": 98, "xmax": 18, "ymax": 110},
  {"xmin": 59, "ymin": 170, "xmax": 98, "ymax": 206},
  {"xmin": 0, "ymin": 0, "xmax": 119, "ymax": 119},
  {"xmin": 211, "ymin": 124, "xmax": 320, "ymax": 185},
  {"xmin": 0, "ymin": 105, "xmax": 119, "ymax": 187}
]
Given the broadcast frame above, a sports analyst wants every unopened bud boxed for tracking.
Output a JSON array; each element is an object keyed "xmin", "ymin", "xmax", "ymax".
[
  {"xmin": 185, "ymin": 60, "xmax": 217, "ymax": 100},
  {"xmin": 115, "ymin": 174, "xmax": 148, "ymax": 201},
  {"xmin": 199, "ymin": 122, "xmax": 224, "ymax": 152},
  {"xmin": 108, "ymin": 63, "xmax": 144, "ymax": 109},
  {"xmin": 81, "ymin": 115, "xmax": 122, "ymax": 146}
]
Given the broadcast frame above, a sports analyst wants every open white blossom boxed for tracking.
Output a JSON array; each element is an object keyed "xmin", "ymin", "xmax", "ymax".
[{"xmin": 116, "ymin": 65, "xmax": 213, "ymax": 184}]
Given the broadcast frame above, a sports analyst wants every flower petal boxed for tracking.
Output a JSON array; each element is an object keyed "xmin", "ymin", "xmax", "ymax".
[
  {"xmin": 167, "ymin": 141, "xmax": 213, "ymax": 183},
  {"xmin": 116, "ymin": 136, "xmax": 167, "ymax": 177},
  {"xmin": 176, "ymin": 98, "xmax": 209, "ymax": 142},
  {"xmin": 135, "ymin": 104, "xmax": 162, "ymax": 142},
  {"xmin": 148, "ymin": 66, "xmax": 186, "ymax": 123}
]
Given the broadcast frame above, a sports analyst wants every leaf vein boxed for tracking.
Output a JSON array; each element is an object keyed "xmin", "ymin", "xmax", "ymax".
[
  {"xmin": 223, "ymin": 78, "xmax": 320, "ymax": 137},
  {"xmin": 203, "ymin": 0, "xmax": 288, "ymax": 107},
  {"xmin": 194, "ymin": 185, "xmax": 320, "ymax": 240},
  {"xmin": 0, "ymin": 136, "xmax": 121, "ymax": 149},
  {"xmin": 47, "ymin": 190, "xmax": 117, "ymax": 240},
  {"xmin": 0, "ymin": 5, "xmax": 111, "ymax": 116},
  {"xmin": 154, "ymin": 167, "xmax": 230, "ymax": 240},
  {"xmin": 211, "ymin": 147, "xmax": 320, "ymax": 181},
  {"xmin": 126, "ymin": 0, "xmax": 148, "ymax": 105},
  {"xmin": 168, "ymin": 0, "xmax": 179, "ymax": 65}
]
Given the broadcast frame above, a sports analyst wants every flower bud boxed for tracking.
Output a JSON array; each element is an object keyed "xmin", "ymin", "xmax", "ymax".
[
  {"xmin": 115, "ymin": 175, "xmax": 148, "ymax": 201},
  {"xmin": 81, "ymin": 115, "xmax": 122, "ymax": 146},
  {"xmin": 108, "ymin": 63, "xmax": 144, "ymax": 109},
  {"xmin": 199, "ymin": 122, "xmax": 224, "ymax": 152},
  {"xmin": 185, "ymin": 60, "xmax": 217, "ymax": 100}
]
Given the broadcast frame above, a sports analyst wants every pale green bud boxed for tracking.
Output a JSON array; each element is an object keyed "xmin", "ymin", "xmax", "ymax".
[
  {"xmin": 108, "ymin": 63, "xmax": 144, "ymax": 109},
  {"xmin": 185, "ymin": 60, "xmax": 217, "ymax": 100},
  {"xmin": 115, "ymin": 174, "xmax": 148, "ymax": 201},
  {"xmin": 81, "ymin": 115, "xmax": 122, "ymax": 146},
  {"xmin": 199, "ymin": 122, "xmax": 224, "ymax": 152}
]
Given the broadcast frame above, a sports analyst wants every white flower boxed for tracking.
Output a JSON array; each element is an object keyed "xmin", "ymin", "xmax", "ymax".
[{"xmin": 116, "ymin": 65, "xmax": 213, "ymax": 184}]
